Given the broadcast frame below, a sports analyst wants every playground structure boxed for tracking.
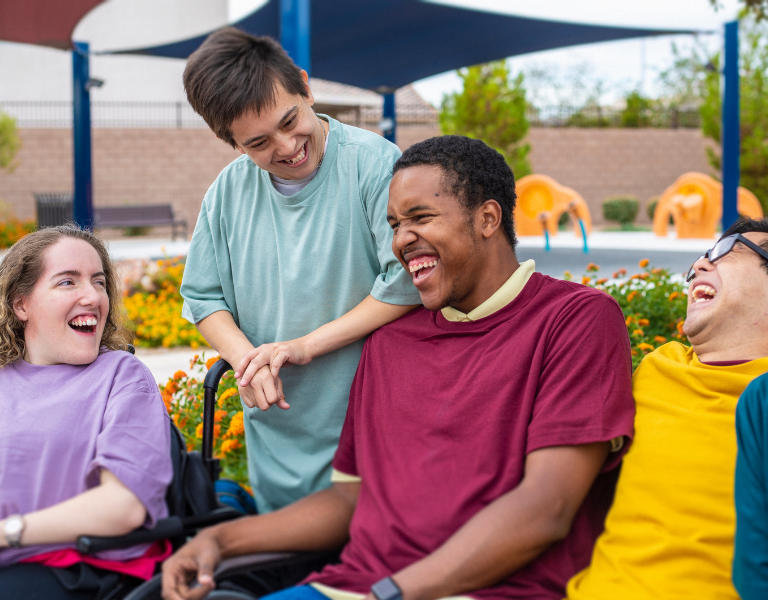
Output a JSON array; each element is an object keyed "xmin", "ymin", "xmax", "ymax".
[
  {"xmin": 515, "ymin": 174, "xmax": 592, "ymax": 251},
  {"xmin": 653, "ymin": 172, "xmax": 764, "ymax": 239}
]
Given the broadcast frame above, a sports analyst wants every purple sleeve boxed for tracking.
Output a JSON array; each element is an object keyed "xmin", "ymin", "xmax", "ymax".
[
  {"xmin": 527, "ymin": 291, "xmax": 635, "ymax": 472},
  {"xmin": 86, "ymin": 355, "xmax": 172, "ymax": 528}
]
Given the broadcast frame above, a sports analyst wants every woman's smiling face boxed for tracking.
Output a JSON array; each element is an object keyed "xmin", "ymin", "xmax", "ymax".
[{"xmin": 12, "ymin": 237, "xmax": 109, "ymax": 366}]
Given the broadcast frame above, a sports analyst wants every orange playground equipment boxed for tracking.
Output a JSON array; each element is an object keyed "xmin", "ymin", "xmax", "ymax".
[
  {"xmin": 515, "ymin": 174, "xmax": 592, "ymax": 238},
  {"xmin": 654, "ymin": 172, "xmax": 764, "ymax": 238}
]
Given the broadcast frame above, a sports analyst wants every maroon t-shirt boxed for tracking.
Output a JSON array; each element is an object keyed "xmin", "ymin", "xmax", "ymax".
[{"xmin": 305, "ymin": 273, "xmax": 635, "ymax": 600}]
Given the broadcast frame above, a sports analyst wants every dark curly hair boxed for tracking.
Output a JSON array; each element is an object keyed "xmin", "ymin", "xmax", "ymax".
[{"xmin": 393, "ymin": 136, "xmax": 517, "ymax": 248}]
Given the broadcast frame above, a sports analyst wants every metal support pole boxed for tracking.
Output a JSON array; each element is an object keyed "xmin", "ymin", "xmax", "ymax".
[
  {"xmin": 382, "ymin": 92, "xmax": 396, "ymax": 144},
  {"xmin": 281, "ymin": 0, "xmax": 311, "ymax": 74},
  {"xmin": 722, "ymin": 21, "xmax": 740, "ymax": 230},
  {"xmin": 72, "ymin": 42, "xmax": 94, "ymax": 230}
]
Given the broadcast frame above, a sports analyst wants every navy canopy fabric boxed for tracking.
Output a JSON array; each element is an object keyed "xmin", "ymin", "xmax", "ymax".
[{"xmin": 122, "ymin": 0, "xmax": 692, "ymax": 90}]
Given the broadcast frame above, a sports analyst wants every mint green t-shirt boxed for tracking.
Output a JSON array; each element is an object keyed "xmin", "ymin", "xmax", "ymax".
[{"xmin": 180, "ymin": 117, "xmax": 420, "ymax": 512}]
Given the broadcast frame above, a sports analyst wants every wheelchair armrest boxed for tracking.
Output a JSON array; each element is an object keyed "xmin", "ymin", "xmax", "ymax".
[{"xmin": 76, "ymin": 507, "xmax": 244, "ymax": 554}]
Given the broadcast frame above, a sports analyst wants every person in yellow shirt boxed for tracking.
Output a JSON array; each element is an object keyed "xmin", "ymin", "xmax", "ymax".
[{"xmin": 566, "ymin": 217, "xmax": 768, "ymax": 600}]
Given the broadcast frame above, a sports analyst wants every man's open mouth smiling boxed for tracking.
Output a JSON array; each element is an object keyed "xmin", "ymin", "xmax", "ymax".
[
  {"xmin": 691, "ymin": 283, "xmax": 717, "ymax": 304},
  {"xmin": 280, "ymin": 141, "xmax": 308, "ymax": 167},
  {"xmin": 408, "ymin": 255, "xmax": 440, "ymax": 283},
  {"xmin": 68, "ymin": 315, "xmax": 98, "ymax": 334}
]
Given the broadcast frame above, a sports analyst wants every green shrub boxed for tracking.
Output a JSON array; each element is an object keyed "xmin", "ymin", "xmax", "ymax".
[
  {"xmin": 603, "ymin": 196, "xmax": 640, "ymax": 227},
  {"xmin": 646, "ymin": 197, "xmax": 659, "ymax": 220}
]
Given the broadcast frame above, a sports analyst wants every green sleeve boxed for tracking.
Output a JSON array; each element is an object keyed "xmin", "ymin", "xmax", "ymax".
[
  {"xmin": 180, "ymin": 194, "xmax": 235, "ymax": 325},
  {"xmin": 359, "ymin": 146, "xmax": 421, "ymax": 306},
  {"xmin": 734, "ymin": 374, "xmax": 768, "ymax": 600}
]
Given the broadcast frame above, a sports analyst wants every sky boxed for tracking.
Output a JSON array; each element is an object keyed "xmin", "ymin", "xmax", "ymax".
[{"xmin": 410, "ymin": 0, "xmax": 741, "ymax": 107}]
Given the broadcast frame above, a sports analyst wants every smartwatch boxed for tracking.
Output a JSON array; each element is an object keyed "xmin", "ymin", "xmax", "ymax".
[
  {"xmin": 371, "ymin": 577, "xmax": 403, "ymax": 600},
  {"xmin": 2, "ymin": 514, "xmax": 25, "ymax": 548}
]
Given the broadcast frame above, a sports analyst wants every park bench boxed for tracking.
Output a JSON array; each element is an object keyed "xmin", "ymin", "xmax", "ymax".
[
  {"xmin": 34, "ymin": 194, "xmax": 188, "ymax": 240},
  {"xmin": 93, "ymin": 204, "xmax": 188, "ymax": 240}
]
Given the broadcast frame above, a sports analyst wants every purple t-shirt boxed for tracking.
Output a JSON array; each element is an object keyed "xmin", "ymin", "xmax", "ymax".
[
  {"xmin": 0, "ymin": 350, "xmax": 172, "ymax": 566},
  {"xmin": 306, "ymin": 273, "xmax": 636, "ymax": 600}
]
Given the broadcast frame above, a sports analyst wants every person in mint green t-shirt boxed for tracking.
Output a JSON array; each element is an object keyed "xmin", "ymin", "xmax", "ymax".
[{"xmin": 179, "ymin": 29, "xmax": 420, "ymax": 512}]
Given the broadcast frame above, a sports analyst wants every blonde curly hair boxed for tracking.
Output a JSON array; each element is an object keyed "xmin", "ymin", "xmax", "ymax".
[{"xmin": 0, "ymin": 225, "xmax": 133, "ymax": 367}]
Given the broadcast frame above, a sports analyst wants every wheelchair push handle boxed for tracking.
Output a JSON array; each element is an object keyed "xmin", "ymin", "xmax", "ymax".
[{"xmin": 202, "ymin": 359, "xmax": 233, "ymax": 480}]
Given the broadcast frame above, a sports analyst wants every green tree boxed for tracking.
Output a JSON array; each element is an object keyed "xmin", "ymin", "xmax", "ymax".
[
  {"xmin": 440, "ymin": 61, "xmax": 532, "ymax": 178},
  {"xmin": 699, "ymin": 20, "xmax": 768, "ymax": 212},
  {"xmin": 0, "ymin": 111, "xmax": 21, "ymax": 172},
  {"xmin": 711, "ymin": 0, "xmax": 768, "ymax": 20}
]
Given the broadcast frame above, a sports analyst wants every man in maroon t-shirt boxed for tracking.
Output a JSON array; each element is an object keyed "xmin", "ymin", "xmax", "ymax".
[{"xmin": 162, "ymin": 136, "xmax": 635, "ymax": 600}]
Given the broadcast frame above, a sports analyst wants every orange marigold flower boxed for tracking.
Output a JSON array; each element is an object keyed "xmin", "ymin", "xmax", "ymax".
[
  {"xmin": 637, "ymin": 318, "xmax": 650, "ymax": 327},
  {"xmin": 677, "ymin": 320, "xmax": 685, "ymax": 334},
  {"xmin": 206, "ymin": 356, "xmax": 221, "ymax": 370},
  {"xmin": 638, "ymin": 343, "xmax": 654, "ymax": 351},
  {"xmin": 631, "ymin": 349, "xmax": 638, "ymax": 356},
  {"xmin": 214, "ymin": 409, "xmax": 228, "ymax": 423},
  {"xmin": 164, "ymin": 379, "xmax": 179, "ymax": 394},
  {"xmin": 652, "ymin": 268, "xmax": 663, "ymax": 275},
  {"xmin": 563, "ymin": 271, "xmax": 572, "ymax": 279},
  {"xmin": 218, "ymin": 388, "xmax": 239, "ymax": 407},
  {"xmin": 586, "ymin": 263, "xmax": 600, "ymax": 272},
  {"xmin": 639, "ymin": 272, "xmax": 649, "ymax": 280},
  {"xmin": 654, "ymin": 336, "xmax": 667, "ymax": 344},
  {"xmin": 189, "ymin": 354, "xmax": 200, "ymax": 370},
  {"xmin": 596, "ymin": 278, "xmax": 608, "ymax": 285},
  {"xmin": 619, "ymin": 268, "xmax": 627, "ymax": 275},
  {"xmin": 162, "ymin": 392, "xmax": 173, "ymax": 413},
  {"xmin": 186, "ymin": 442, "xmax": 194, "ymax": 452},
  {"xmin": 196, "ymin": 423, "xmax": 204, "ymax": 439},
  {"xmin": 581, "ymin": 276, "xmax": 591, "ymax": 285},
  {"xmin": 668, "ymin": 292, "xmax": 679, "ymax": 301},
  {"xmin": 639, "ymin": 258, "xmax": 649, "ymax": 268},
  {"xmin": 173, "ymin": 370, "xmax": 187, "ymax": 381},
  {"xmin": 632, "ymin": 329, "xmax": 644, "ymax": 336},
  {"xmin": 627, "ymin": 291, "xmax": 639, "ymax": 302},
  {"xmin": 228, "ymin": 412, "xmax": 245, "ymax": 437},
  {"xmin": 625, "ymin": 316, "xmax": 634, "ymax": 326},
  {"xmin": 220, "ymin": 439, "xmax": 241, "ymax": 454}
]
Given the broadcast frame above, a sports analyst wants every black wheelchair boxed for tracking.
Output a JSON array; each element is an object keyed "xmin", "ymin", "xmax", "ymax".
[{"xmin": 84, "ymin": 359, "xmax": 339, "ymax": 600}]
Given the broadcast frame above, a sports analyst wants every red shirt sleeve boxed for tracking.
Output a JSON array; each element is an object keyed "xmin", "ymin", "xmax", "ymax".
[
  {"xmin": 526, "ymin": 289, "xmax": 635, "ymax": 471},
  {"xmin": 332, "ymin": 344, "xmax": 366, "ymax": 477}
]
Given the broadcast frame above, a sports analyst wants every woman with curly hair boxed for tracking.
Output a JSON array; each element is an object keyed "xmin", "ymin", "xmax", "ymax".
[{"xmin": 0, "ymin": 226, "xmax": 172, "ymax": 599}]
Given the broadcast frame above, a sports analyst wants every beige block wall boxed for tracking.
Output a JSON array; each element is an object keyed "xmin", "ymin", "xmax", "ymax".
[{"xmin": 0, "ymin": 126, "xmax": 714, "ymax": 230}]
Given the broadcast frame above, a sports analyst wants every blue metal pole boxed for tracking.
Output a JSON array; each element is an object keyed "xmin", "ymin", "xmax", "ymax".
[
  {"xmin": 72, "ymin": 41, "xmax": 93, "ymax": 230},
  {"xmin": 382, "ymin": 92, "xmax": 396, "ymax": 144},
  {"xmin": 579, "ymin": 219, "xmax": 588, "ymax": 253},
  {"xmin": 722, "ymin": 20, "xmax": 740, "ymax": 230},
  {"xmin": 280, "ymin": 0, "xmax": 311, "ymax": 74}
]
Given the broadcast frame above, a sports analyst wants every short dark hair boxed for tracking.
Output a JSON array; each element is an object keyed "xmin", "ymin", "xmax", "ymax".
[
  {"xmin": 393, "ymin": 136, "xmax": 517, "ymax": 248},
  {"xmin": 722, "ymin": 217, "xmax": 768, "ymax": 273},
  {"xmin": 183, "ymin": 28, "xmax": 309, "ymax": 148}
]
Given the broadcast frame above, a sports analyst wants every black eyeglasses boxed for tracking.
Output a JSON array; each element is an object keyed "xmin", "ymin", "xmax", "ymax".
[{"xmin": 686, "ymin": 233, "xmax": 768, "ymax": 282}]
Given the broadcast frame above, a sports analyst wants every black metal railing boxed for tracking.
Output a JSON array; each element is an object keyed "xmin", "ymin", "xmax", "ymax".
[{"xmin": 0, "ymin": 100, "xmax": 701, "ymax": 130}]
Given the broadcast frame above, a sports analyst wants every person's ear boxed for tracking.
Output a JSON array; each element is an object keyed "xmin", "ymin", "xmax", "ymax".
[
  {"xmin": 478, "ymin": 200, "xmax": 503, "ymax": 239},
  {"xmin": 300, "ymin": 70, "xmax": 315, "ymax": 107},
  {"xmin": 12, "ymin": 296, "xmax": 29, "ymax": 324}
]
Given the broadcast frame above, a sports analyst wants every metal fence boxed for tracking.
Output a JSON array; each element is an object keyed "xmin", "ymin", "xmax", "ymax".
[{"xmin": 1, "ymin": 100, "xmax": 701, "ymax": 129}]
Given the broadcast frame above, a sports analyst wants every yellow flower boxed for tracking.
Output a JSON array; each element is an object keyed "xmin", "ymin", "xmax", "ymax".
[
  {"xmin": 228, "ymin": 412, "xmax": 245, "ymax": 437},
  {"xmin": 196, "ymin": 423, "xmax": 204, "ymax": 439},
  {"xmin": 639, "ymin": 258, "xmax": 649, "ymax": 268},
  {"xmin": 220, "ymin": 439, "xmax": 241, "ymax": 454},
  {"xmin": 218, "ymin": 388, "xmax": 239, "ymax": 407}
]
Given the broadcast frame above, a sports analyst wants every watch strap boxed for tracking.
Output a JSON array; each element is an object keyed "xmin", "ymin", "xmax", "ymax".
[
  {"xmin": 371, "ymin": 577, "xmax": 403, "ymax": 600},
  {"xmin": 3, "ymin": 514, "xmax": 25, "ymax": 548}
]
